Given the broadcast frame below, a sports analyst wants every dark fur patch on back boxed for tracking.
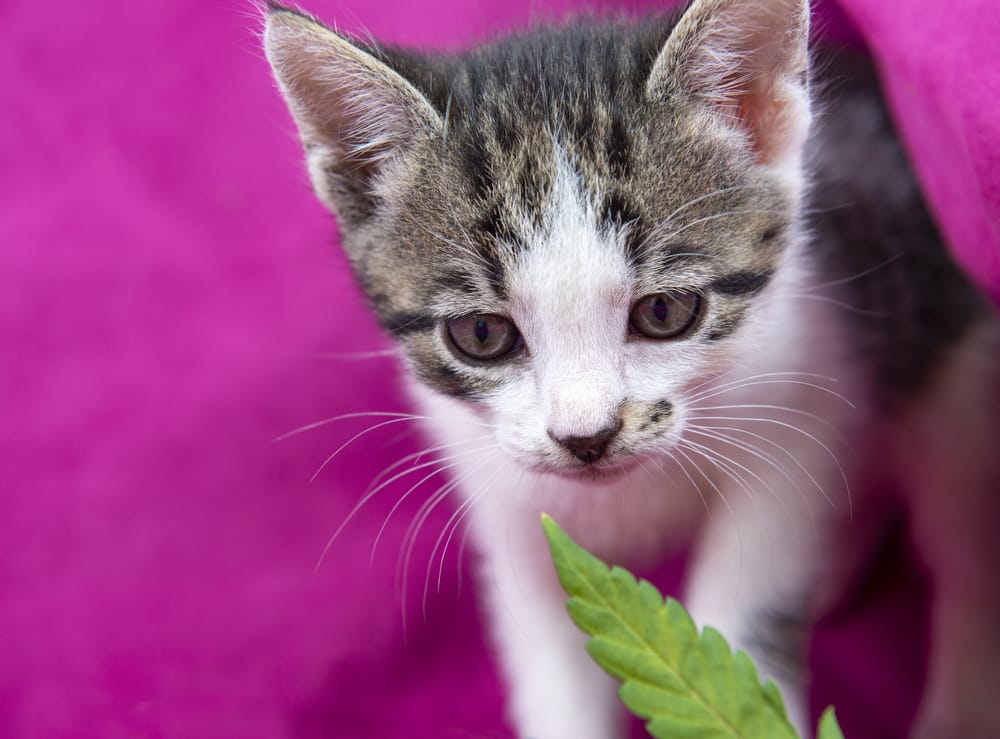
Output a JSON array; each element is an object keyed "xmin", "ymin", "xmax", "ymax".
[{"xmin": 807, "ymin": 50, "xmax": 987, "ymax": 404}]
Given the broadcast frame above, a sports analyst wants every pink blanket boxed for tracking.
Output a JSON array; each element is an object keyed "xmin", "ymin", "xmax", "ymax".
[{"xmin": 1, "ymin": 1, "xmax": 996, "ymax": 737}]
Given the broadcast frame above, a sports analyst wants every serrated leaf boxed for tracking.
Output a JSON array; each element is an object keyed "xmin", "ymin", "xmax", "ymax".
[
  {"xmin": 761, "ymin": 679, "xmax": 787, "ymax": 720},
  {"xmin": 817, "ymin": 707, "xmax": 845, "ymax": 739},
  {"xmin": 541, "ymin": 514, "xmax": 800, "ymax": 739}
]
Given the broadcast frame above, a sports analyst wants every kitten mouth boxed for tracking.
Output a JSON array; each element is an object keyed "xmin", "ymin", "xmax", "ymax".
[
  {"xmin": 550, "ymin": 457, "xmax": 638, "ymax": 482},
  {"xmin": 565, "ymin": 466, "xmax": 622, "ymax": 482}
]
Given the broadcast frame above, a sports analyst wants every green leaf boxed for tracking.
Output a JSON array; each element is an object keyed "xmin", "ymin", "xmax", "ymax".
[
  {"xmin": 817, "ymin": 707, "xmax": 845, "ymax": 739},
  {"xmin": 541, "ymin": 514, "xmax": 800, "ymax": 739}
]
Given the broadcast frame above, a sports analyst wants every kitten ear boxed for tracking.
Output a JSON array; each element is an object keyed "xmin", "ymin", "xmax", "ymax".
[
  {"xmin": 264, "ymin": 7, "xmax": 442, "ymax": 221},
  {"xmin": 648, "ymin": 0, "xmax": 811, "ymax": 167}
]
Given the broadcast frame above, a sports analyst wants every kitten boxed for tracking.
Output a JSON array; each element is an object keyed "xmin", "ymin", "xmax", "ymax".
[{"xmin": 263, "ymin": 0, "xmax": 1000, "ymax": 736}]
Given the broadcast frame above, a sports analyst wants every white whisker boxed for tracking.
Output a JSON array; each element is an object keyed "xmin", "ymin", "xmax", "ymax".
[
  {"xmin": 649, "ymin": 208, "xmax": 782, "ymax": 247},
  {"xmin": 310, "ymin": 440, "xmax": 492, "ymax": 575},
  {"xmin": 809, "ymin": 253, "xmax": 903, "ymax": 290},
  {"xmin": 686, "ymin": 414, "xmax": 847, "ymax": 510},
  {"xmin": 687, "ymin": 426, "xmax": 794, "ymax": 489},
  {"xmin": 660, "ymin": 448, "xmax": 712, "ymax": 514},
  {"xmin": 788, "ymin": 292, "xmax": 891, "ymax": 319},
  {"xmin": 308, "ymin": 416, "xmax": 424, "ymax": 483},
  {"xmin": 372, "ymin": 443, "xmax": 496, "ymax": 562},
  {"xmin": 687, "ymin": 403, "xmax": 840, "ymax": 432},
  {"xmin": 398, "ymin": 452, "xmax": 499, "ymax": 634},
  {"xmin": 687, "ymin": 376, "xmax": 855, "ymax": 409},
  {"xmin": 363, "ymin": 434, "xmax": 494, "ymax": 500},
  {"xmin": 678, "ymin": 437, "xmax": 770, "ymax": 502},
  {"xmin": 640, "ymin": 184, "xmax": 771, "ymax": 251},
  {"xmin": 426, "ymin": 454, "xmax": 505, "ymax": 615},
  {"xmin": 685, "ymin": 370, "xmax": 844, "ymax": 404},
  {"xmin": 687, "ymin": 424, "xmax": 827, "ymax": 503},
  {"xmin": 661, "ymin": 184, "xmax": 767, "ymax": 225},
  {"xmin": 310, "ymin": 348, "xmax": 400, "ymax": 362},
  {"xmin": 275, "ymin": 410, "xmax": 426, "ymax": 443},
  {"xmin": 417, "ymin": 223, "xmax": 495, "ymax": 271},
  {"xmin": 672, "ymin": 444, "xmax": 733, "ymax": 515}
]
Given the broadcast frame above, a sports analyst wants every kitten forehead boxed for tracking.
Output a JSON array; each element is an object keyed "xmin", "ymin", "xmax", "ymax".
[{"xmin": 509, "ymin": 151, "xmax": 631, "ymax": 349}]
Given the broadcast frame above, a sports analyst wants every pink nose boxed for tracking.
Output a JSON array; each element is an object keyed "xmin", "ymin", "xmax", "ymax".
[{"xmin": 548, "ymin": 423, "xmax": 620, "ymax": 464}]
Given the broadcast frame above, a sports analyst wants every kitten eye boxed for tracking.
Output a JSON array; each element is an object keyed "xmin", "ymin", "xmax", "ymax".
[
  {"xmin": 446, "ymin": 314, "xmax": 521, "ymax": 361},
  {"xmin": 629, "ymin": 292, "xmax": 702, "ymax": 339}
]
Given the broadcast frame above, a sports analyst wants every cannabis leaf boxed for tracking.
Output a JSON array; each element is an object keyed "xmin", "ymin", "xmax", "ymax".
[
  {"xmin": 541, "ymin": 514, "xmax": 844, "ymax": 739},
  {"xmin": 817, "ymin": 707, "xmax": 845, "ymax": 739}
]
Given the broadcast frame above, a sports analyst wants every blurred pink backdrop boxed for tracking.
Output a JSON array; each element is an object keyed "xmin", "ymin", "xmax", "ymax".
[{"xmin": 1, "ymin": 1, "xmax": 997, "ymax": 737}]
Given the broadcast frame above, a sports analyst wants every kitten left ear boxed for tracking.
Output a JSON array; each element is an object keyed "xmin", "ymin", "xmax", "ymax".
[
  {"xmin": 648, "ymin": 0, "xmax": 811, "ymax": 167},
  {"xmin": 263, "ymin": 7, "xmax": 442, "ymax": 221}
]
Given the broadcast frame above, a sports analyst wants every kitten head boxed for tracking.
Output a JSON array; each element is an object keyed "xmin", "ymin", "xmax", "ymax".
[{"xmin": 265, "ymin": 0, "xmax": 811, "ymax": 479}]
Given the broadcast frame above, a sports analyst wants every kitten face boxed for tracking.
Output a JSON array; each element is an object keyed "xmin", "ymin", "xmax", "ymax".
[
  {"xmin": 265, "ymin": 0, "xmax": 810, "ymax": 478},
  {"xmin": 393, "ymin": 145, "xmax": 788, "ymax": 477}
]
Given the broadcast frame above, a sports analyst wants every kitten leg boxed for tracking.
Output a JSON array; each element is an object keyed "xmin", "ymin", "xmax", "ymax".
[
  {"xmin": 677, "ymin": 385, "xmax": 868, "ymax": 738},
  {"xmin": 898, "ymin": 322, "xmax": 1000, "ymax": 739},
  {"xmin": 683, "ymin": 490, "xmax": 827, "ymax": 734},
  {"xmin": 475, "ymin": 505, "xmax": 625, "ymax": 739}
]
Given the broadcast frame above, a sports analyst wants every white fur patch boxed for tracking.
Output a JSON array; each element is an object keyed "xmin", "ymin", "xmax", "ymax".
[{"xmin": 505, "ymin": 152, "xmax": 632, "ymax": 447}]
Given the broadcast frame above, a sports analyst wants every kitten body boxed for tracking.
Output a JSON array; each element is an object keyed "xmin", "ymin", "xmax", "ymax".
[{"xmin": 264, "ymin": 1, "xmax": 1000, "ymax": 736}]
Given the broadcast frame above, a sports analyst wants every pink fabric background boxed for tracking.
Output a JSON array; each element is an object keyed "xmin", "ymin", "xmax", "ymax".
[{"xmin": 1, "ymin": 1, "xmax": 996, "ymax": 737}]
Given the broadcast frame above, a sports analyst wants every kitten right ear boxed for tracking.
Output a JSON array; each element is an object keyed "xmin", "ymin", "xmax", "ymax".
[
  {"xmin": 648, "ymin": 0, "xmax": 811, "ymax": 168},
  {"xmin": 264, "ymin": 7, "xmax": 442, "ymax": 221}
]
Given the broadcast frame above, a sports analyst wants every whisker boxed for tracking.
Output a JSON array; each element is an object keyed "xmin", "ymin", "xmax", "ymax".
[
  {"xmin": 672, "ymin": 444, "xmax": 733, "ymax": 515},
  {"xmin": 417, "ymin": 223, "xmax": 495, "ymax": 271},
  {"xmin": 308, "ymin": 416, "xmax": 424, "ymax": 484},
  {"xmin": 687, "ymin": 402, "xmax": 839, "ymax": 432},
  {"xmin": 310, "ymin": 348, "xmax": 400, "ymax": 362},
  {"xmin": 432, "ymin": 493, "xmax": 479, "ymax": 597},
  {"xmin": 634, "ymin": 456, "xmax": 659, "ymax": 486},
  {"xmin": 686, "ymin": 414, "xmax": 847, "ymax": 510},
  {"xmin": 809, "ymin": 252, "xmax": 903, "ymax": 290},
  {"xmin": 398, "ymin": 454, "xmax": 498, "ymax": 634},
  {"xmin": 788, "ymin": 292, "xmax": 892, "ymax": 319},
  {"xmin": 639, "ymin": 184, "xmax": 771, "ymax": 252},
  {"xmin": 646, "ymin": 208, "xmax": 782, "ymax": 248},
  {"xmin": 686, "ymin": 427, "xmax": 823, "ymax": 538},
  {"xmin": 275, "ymin": 410, "xmax": 426, "ymax": 443},
  {"xmin": 687, "ymin": 377, "xmax": 855, "ymax": 409},
  {"xmin": 678, "ymin": 437, "xmax": 770, "ymax": 502},
  {"xmin": 658, "ymin": 448, "xmax": 712, "ymax": 514},
  {"xmin": 686, "ymin": 426, "xmax": 806, "ymax": 502},
  {"xmin": 397, "ymin": 476, "xmax": 466, "ymax": 639},
  {"xmin": 659, "ymin": 184, "xmax": 768, "ymax": 226},
  {"xmin": 688, "ymin": 423, "xmax": 828, "ymax": 503},
  {"xmin": 311, "ymin": 441, "xmax": 491, "ymax": 575},
  {"xmin": 371, "ymin": 443, "xmax": 496, "ymax": 562},
  {"xmin": 685, "ymin": 370, "xmax": 845, "ymax": 404},
  {"xmin": 313, "ymin": 457, "xmax": 441, "ymax": 576},
  {"xmin": 687, "ymin": 426, "xmax": 796, "ymax": 490},
  {"xmin": 427, "ymin": 456, "xmax": 505, "ymax": 615},
  {"xmin": 671, "ymin": 444, "xmax": 748, "ymax": 610},
  {"xmin": 363, "ymin": 434, "xmax": 494, "ymax": 500}
]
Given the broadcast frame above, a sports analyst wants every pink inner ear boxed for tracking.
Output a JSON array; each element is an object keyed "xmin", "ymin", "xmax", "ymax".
[
  {"xmin": 737, "ymin": 87, "xmax": 784, "ymax": 165},
  {"xmin": 700, "ymin": 73, "xmax": 777, "ymax": 164},
  {"xmin": 666, "ymin": 0, "xmax": 810, "ymax": 167},
  {"xmin": 711, "ymin": 66, "xmax": 805, "ymax": 167}
]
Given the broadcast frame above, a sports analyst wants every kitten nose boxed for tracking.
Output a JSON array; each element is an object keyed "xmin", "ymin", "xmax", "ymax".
[{"xmin": 548, "ymin": 423, "xmax": 621, "ymax": 464}]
